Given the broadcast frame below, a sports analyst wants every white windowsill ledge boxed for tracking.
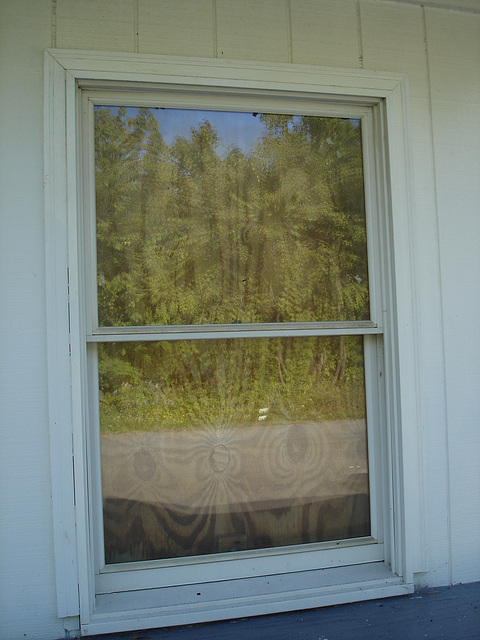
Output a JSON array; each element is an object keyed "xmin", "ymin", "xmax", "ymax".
[{"xmin": 85, "ymin": 563, "xmax": 412, "ymax": 635}]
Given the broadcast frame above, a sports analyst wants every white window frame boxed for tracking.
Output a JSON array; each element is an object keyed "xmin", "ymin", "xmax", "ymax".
[
  {"xmin": 86, "ymin": 92, "xmax": 382, "ymax": 590},
  {"xmin": 45, "ymin": 50, "xmax": 424, "ymax": 636}
]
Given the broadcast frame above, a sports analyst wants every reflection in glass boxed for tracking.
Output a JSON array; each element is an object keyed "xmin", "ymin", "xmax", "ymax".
[
  {"xmin": 99, "ymin": 337, "xmax": 370, "ymax": 563},
  {"xmin": 95, "ymin": 108, "xmax": 369, "ymax": 327}
]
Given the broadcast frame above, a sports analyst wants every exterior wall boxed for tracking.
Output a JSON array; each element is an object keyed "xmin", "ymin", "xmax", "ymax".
[
  {"xmin": 0, "ymin": 3, "xmax": 60, "ymax": 640},
  {"xmin": 0, "ymin": 1, "xmax": 478, "ymax": 639},
  {"xmin": 427, "ymin": 8, "xmax": 480, "ymax": 585}
]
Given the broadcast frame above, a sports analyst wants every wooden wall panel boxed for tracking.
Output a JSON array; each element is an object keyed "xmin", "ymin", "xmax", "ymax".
[
  {"xmin": 56, "ymin": 0, "xmax": 135, "ymax": 52},
  {"xmin": 361, "ymin": 1, "xmax": 427, "ymax": 93},
  {"xmin": 290, "ymin": 0, "xmax": 360, "ymax": 68},
  {"xmin": 216, "ymin": 0, "xmax": 289, "ymax": 62},
  {"xmin": 139, "ymin": 0, "xmax": 214, "ymax": 57},
  {"xmin": 0, "ymin": 1, "xmax": 66, "ymax": 638},
  {"xmin": 426, "ymin": 8, "xmax": 480, "ymax": 585}
]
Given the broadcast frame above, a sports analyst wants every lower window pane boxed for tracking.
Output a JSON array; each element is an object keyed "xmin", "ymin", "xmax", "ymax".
[{"xmin": 98, "ymin": 336, "xmax": 370, "ymax": 563}]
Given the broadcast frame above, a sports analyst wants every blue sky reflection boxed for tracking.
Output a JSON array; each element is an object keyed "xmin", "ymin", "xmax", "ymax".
[{"xmin": 96, "ymin": 106, "xmax": 360, "ymax": 157}]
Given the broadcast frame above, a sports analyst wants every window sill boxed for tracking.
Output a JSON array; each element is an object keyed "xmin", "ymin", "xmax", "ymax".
[{"xmin": 85, "ymin": 562, "xmax": 412, "ymax": 635}]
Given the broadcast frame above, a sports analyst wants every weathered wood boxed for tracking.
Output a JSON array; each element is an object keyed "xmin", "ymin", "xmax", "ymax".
[{"xmin": 102, "ymin": 420, "xmax": 370, "ymax": 562}]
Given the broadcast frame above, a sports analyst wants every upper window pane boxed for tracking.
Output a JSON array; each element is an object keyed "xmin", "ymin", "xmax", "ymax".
[{"xmin": 95, "ymin": 107, "xmax": 369, "ymax": 327}]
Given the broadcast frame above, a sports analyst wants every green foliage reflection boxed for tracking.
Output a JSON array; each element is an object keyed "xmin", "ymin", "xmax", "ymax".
[
  {"xmin": 99, "ymin": 337, "xmax": 366, "ymax": 433},
  {"xmin": 95, "ymin": 108, "xmax": 369, "ymax": 327}
]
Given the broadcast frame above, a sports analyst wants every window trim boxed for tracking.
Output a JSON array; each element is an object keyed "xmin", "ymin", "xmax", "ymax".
[{"xmin": 44, "ymin": 49, "xmax": 424, "ymax": 634}]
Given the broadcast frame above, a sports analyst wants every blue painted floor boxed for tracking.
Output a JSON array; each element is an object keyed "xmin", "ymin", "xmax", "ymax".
[{"xmin": 85, "ymin": 582, "xmax": 480, "ymax": 640}]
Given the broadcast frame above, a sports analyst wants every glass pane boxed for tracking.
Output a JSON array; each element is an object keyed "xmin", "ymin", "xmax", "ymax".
[
  {"xmin": 95, "ymin": 107, "xmax": 369, "ymax": 327},
  {"xmin": 99, "ymin": 336, "xmax": 370, "ymax": 563}
]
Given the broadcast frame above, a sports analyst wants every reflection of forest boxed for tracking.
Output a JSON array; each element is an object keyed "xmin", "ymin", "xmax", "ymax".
[
  {"xmin": 99, "ymin": 336, "xmax": 366, "ymax": 433},
  {"xmin": 95, "ymin": 108, "xmax": 370, "ymax": 426},
  {"xmin": 95, "ymin": 107, "xmax": 369, "ymax": 328},
  {"xmin": 101, "ymin": 419, "xmax": 370, "ymax": 562}
]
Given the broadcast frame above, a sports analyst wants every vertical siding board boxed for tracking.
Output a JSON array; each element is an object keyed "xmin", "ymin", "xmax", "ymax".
[
  {"xmin": 216, "ymin": 0, "xmax": 289, "ymax": 62},
  {"xmin": 0, "ymin": 1, "xmax": 66, "ymax": 638},
  {"xmin": 361, "ymin": 0, "xmax": 447, "ymax": 580},
  {"xmin": 290, "ymin": 0, "xmax": 359, "ymax": 68},
  {"xmin": 56, "ymin": 0, "xmax": 135, "ymax": 51},
  {"xmin": 139, "ymin": 0, "xmax": 214, "ymax": 57},
  {"xmin": 361, "ymin": 1, "xmax": 427, "ymax": 96},
  {"xmin": 425, "ymin": 8, "xmax": 480, "ymax": 585}
]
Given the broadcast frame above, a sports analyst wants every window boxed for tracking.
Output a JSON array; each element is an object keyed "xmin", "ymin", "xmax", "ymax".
[
  {"xmin": 45, "ymin": 51, "xmax": 422, "ymax": 635},
  {"xmin": 93, "ymin": 105, "xmax": 372, "ymax": 562}
]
